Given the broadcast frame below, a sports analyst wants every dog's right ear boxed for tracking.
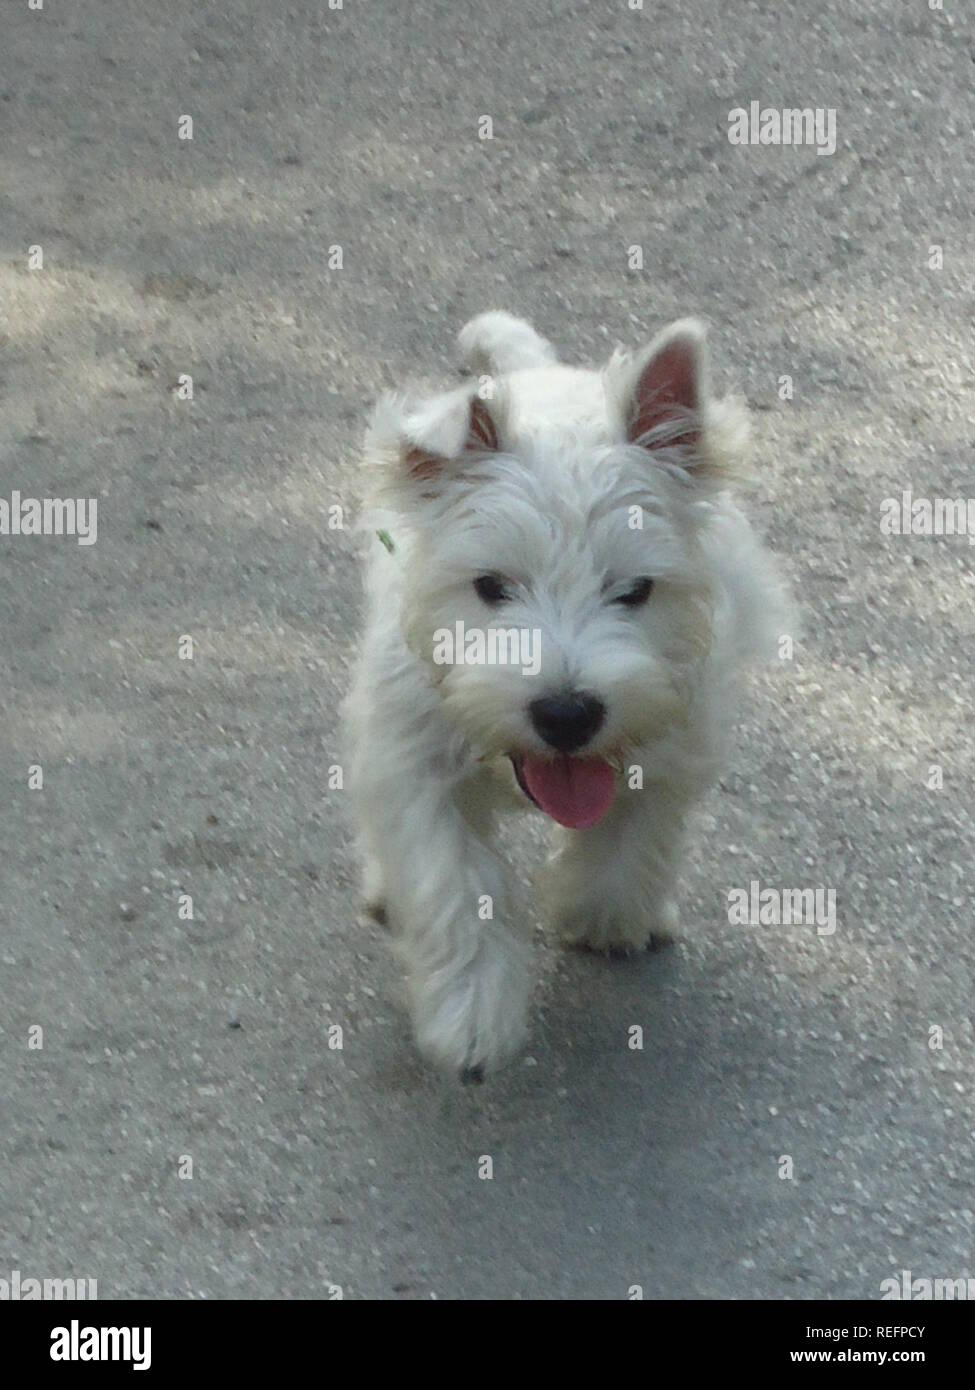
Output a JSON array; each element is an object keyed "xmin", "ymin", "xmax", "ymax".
[
  {"xmin": 607, "ymin": 320, "xmax": 751, "ymax": 491},
  {"xmin": 365, "ymin": 382, "xmax": 502, "ymax": 506}
]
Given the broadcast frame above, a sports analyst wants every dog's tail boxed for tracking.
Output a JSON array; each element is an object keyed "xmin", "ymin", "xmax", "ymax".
[{"xmin": 457, "ymin": 311, "xmax": 557, "ymax": 377}]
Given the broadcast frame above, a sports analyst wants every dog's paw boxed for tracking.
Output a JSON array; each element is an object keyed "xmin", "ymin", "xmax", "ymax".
[
  {"xmin": 553, "ymin": 897, "xmax": 678, "ymax": 956},
  {"xmin": 410, "ymin": 931, "xmax": 531, "ymax": 1079},
  {"xmin": 363, "ymin": 898, "xmax": 389, "ymax": 927},
  {"xmin": 361, "ymin": 854, "xmax": 386, "ymax": 915}
]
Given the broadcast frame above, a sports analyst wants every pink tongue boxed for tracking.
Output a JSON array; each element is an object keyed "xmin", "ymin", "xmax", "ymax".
[{"xmin": 521, "ymin": 755, "xmax": 616, "ymax": 829}]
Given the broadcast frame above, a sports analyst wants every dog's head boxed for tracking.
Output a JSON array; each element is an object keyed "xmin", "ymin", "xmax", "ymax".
[{"xmin": 364, "ymin": 320, "xmax": 752, "ymax": 829}]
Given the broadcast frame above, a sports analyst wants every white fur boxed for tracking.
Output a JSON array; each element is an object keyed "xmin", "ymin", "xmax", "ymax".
[{"xmin": 345, "ymin": 312, "xmax": 791, "ymax": 1077}]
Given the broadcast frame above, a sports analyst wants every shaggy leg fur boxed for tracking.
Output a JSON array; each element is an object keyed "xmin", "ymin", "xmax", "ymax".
[
  {"xmin": 362, "ymin": 778, "xmax": 531, "ymax": 1072},
  {"xmin": 349, "ymin": 649, "xmax": 531, "ymax": 1075},
  {"xmin": 541, "ymin": 783, "xmax": 688, "ymax": 953}
]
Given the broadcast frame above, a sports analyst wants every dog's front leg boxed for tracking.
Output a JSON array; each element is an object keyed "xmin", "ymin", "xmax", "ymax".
[
  {"xmin": 358, "ymin": 765, "xmax": 532, "ymax": 1077},
  {"xmin": 541, "ymin": 782, "xmax": 687, "ymax": 954}
]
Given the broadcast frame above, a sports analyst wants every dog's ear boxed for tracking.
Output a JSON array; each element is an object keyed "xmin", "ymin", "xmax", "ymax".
[
  {"xmin": 610, "ymin": 319, "xmax": 749, "ymax": 488},
  {"xmin": 366, "ymin": 382, "xmax": 502, "ymax": 505},
  {"xmin": 626, "ymin": 320, "xmax": 706, "ymax": 450},
  {"xmin": 402, "ymin": 388, "xmax": 499, "ymax": 481}
]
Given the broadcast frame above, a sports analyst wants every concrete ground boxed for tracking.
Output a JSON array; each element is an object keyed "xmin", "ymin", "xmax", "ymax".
[{"xmin": 1, "ymin": 0, "xmax": 973, "ymax": 1299}]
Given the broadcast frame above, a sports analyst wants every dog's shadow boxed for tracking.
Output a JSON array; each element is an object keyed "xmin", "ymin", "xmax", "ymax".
[{"xmin": 369, "ymin": 921, "xmax": 688, "ymax": 1110}]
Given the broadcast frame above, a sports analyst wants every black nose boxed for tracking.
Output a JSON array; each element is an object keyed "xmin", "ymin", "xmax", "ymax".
[{"xmin": 529, "ymin": 692, "xmax": 606, "ymax": 753}]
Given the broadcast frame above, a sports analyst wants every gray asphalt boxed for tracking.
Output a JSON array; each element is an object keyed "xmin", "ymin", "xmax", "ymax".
[{"xmin": 1, "ymin": 0, "xmax": 973, "ymax": 1299}]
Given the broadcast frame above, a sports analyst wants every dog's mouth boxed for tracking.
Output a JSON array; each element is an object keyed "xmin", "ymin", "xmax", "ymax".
[{"xmin": 510, "ymin": 753, "xmax": 617, "ymax": 830}]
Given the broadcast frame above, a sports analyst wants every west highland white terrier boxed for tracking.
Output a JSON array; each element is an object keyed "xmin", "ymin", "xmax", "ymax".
[{"xmin": 346, "ymin": 312, "xmax": 790, "ymax": 1080}]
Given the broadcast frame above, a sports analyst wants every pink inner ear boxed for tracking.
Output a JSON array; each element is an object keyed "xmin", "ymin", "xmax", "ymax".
[
  {"xmin": 404, "ymin": 397, "xmax": 498, "ymax": 479},
  {"xmin": 630, "ymin": 338, "xmax": 700, "ymax": 448},
  {"xmin": 467, "ymin": 397, "xmax": 499, "ymax": 452},
  {"xmin": 405, "ymin": 447, "xmax": 444, "ymax": 481}
]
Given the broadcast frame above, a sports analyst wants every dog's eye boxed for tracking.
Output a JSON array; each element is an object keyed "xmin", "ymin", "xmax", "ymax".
[
  {"xmin": 614, "ymin": 577, "xmax": 654, "ymax": 607},
  {"xmin": 474, "ymin": 574, "xmax": 510, "ymax": 605}
]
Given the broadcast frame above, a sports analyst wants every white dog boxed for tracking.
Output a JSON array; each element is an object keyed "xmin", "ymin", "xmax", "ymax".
[{"xmin": 346, "ymin": 312, "xmax": 790, "ymax": 1080}]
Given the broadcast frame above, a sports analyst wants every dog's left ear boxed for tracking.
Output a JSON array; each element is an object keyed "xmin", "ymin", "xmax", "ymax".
[
  {"xmin": 401, "ymin": 386, "xmax": 498, "ymax": 482},
  {"xmin": 610, "ymin": 319, "xmax": 749, "ymax": 488},
  {"xmin": 365, "ymin": 382, "xmax": 502, "ymax": 508}
]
